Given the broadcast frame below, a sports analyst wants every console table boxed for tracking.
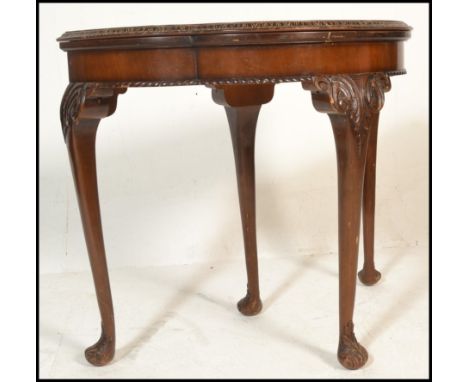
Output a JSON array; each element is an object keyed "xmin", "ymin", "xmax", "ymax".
[{"xmin": 57, "ymin": 20, "xmax": 411, "ymax": 370}]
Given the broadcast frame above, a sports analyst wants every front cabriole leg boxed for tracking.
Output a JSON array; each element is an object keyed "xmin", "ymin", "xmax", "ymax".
[
  {"xmin": 303, "ymin": 73, "xmax": 390, "ymax": 370},
  {"xmin": 210, "ymin": 84, "xmax": 274, "ymax": 316},
  {"xmin": 60, "ymin": 83, "xmax": 127, "ymax": 366}
]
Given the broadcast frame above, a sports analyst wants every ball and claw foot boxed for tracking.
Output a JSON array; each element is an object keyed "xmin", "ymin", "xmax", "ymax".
[
  {"xmin": 337, "ymin": 322, "xmax": 368, "ymax": 370},
  {"xmin": 84, "ymin": 334, "xmax": 115, "ymax": 366},
  {"xmin": 237, "ymin": 291, "xmax": 262, "ymax": 316},
  {"xmin": 358, "ymin": 268, "xmax": 381, "ymax": 286}
]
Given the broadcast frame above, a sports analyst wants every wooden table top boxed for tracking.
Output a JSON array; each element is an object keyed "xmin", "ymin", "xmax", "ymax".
[
  {"xmin": 58, "ymin": 20, "xmax": 411, "ymax": 87},
  {"xmin": 57, "ymin": 20, "xmax": 411, "ymax": 50}
]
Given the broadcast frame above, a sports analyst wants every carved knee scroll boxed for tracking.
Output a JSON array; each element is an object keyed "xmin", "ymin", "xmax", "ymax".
[
  {"xmin": 60, "ymin": 83, "xmax": 127, "ymax": 140},
  {"xmin": 302, "ymin": 73, "xmax": 390, "ymax": 157}
]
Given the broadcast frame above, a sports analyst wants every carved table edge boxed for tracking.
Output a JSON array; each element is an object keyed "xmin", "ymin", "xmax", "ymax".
[
  {"xmin": 64, "ymin": 70, "xmax": 406, "ymax": 88},
  {"xmin": 58, "ymin": 20, "xmax": 412, "ymax": 41}
]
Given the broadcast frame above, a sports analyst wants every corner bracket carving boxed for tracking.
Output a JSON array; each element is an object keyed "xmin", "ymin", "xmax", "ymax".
[
  {"xmin": 303, "ymin": 73, "xmax": 391, "ymax": 155},
  {"xmin": 60, "ymin": 83, "xmax": 127, "ymax": 140}
]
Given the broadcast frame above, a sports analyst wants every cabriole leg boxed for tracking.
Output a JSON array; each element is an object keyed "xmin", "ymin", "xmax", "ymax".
[
  {"xmin": 359, "ymin": 114, "xmax": 382, "ymax": 286},
  {"xmin": 211, "ymin": 84, "xmax": 274, "ymax": 316},
  {"xmin": 303, "ymin": 73, "xmax": 390, "ymax": 369},
  {"xmin": 60, "ymin": 83, "xmax": 126, "ymax": 366}
]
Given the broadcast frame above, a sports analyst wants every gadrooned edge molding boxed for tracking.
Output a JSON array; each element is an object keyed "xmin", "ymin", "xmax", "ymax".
[
  {"xmin": 58, "ymin": 20, "xmax": 411, "ymax": 41},
  {"xmin": 65, "ymin": 71, "xmax": 406, "ymax": 89}
]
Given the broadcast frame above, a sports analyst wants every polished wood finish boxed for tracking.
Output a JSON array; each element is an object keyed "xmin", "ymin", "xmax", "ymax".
[
  {"xmin": 303, "ymin": 73, "xmax": 391, "ymax": 369},
  {"xmin": 66, "ymin": 42, "xmax": 404, "ymax": 83},
  {"xmin": 359, "ymin": 115, "xmax": 382, "ymax": 286},
  {"xmin": 60, "ymin": 84, "xmax": 126, "ymax": 366},
  {"xmin": 57, "ymin": 20, "xmax": 411, "ymax": 370},
  {"xmin": 58, "ymin": 20, "xmax": 409, "ymax": 35},
  {"xmin": 59, "ymin": 20, "xmax": 409, "ymax": 84},
  {"xmin": 212, "ymin": 84, "xmax": 275, "ymax": 316}
]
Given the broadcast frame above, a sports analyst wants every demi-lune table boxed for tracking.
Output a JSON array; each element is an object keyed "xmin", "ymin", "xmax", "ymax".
[{"xmin": 57, "ymin": 20, "xmax": 412, "ymax": 370}]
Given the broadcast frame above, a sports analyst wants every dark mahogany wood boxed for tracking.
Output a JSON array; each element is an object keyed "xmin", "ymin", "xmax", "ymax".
[
  {"xmin": 60, "ymin": 84, "xmax": 126, "ymax": 366},
  {"xmin": 57, "ymin": 20, "xmax": 411, "ymax": 370},
  {"xmin": 303, "ymin": 73, "xmax": 391, "ymax": 369},
  {"xmin": 359, "ymin": 115, "xmax": 382, "ymax": 286},
  {"xmin": 211, "ymin": 84, "xmax": 275, "ymax": 315},
  {"xmin": 58, "ymin": 20, "xmax": 409, "ymax": 84}
]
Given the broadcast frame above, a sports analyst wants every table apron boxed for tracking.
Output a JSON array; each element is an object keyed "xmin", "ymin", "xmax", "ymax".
[{"xmin": 67, "ymin": 41, "xmax": 405, "ymax": 83}]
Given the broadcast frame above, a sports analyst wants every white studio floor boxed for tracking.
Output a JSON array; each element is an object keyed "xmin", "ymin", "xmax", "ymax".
[{"xmin": 39, "ymin": 245, "xmax": 429, "ymax": 379}]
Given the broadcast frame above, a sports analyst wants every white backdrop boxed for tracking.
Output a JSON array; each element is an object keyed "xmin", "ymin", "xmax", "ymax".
[{"xmin": 39, "ymin": 3, "xmax": 428, "ymax": 274}]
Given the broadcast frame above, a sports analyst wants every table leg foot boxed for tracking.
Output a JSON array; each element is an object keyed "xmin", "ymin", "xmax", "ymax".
[
  {"xmin": 237, "ymin": 291, "xmax": 263, "ymax": 316},
  {"xmin": 358, "ymin": 268, "xmax": 381, "ymax": 286},
  {"xmin": 337, "ymin": 321, "xmax": 368, "ymax": 370},
  {"xmin": 85, "ymin": 327, "xmax": 115, "ymax": 366}
]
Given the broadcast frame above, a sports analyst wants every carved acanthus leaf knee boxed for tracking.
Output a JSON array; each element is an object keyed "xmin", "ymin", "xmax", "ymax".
[
  {"xmin": 302, "ymin": 73, "xmax": 391, "ymax": 156},
  {"xmin": 60, "ymin": 83, "xmax": 127, "ymax": 140}
]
